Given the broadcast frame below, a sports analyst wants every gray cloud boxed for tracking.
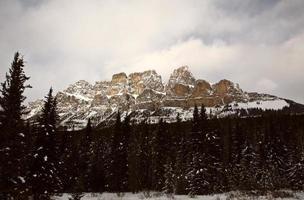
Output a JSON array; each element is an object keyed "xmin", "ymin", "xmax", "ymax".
[{"xmin": 0, "ymin": 0, "xmax": 303, "ymax": 103}]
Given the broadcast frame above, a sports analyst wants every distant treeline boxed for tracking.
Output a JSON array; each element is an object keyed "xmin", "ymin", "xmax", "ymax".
[
  {"xmin": 53, "ymin": 109, "xmax": 304, "ymax": 195},
  {"xmin": 1, "ymin": 52, "xmax": 304, "ymax": 200}
]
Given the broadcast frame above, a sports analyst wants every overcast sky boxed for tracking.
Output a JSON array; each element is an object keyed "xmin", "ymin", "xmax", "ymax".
[{"xmin": 0, "ymin": 0, "xmax": 304, "ymax": 103}]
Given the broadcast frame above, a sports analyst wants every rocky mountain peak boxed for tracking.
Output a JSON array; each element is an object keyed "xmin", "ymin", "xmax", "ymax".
[
  {"xmin": 166, "ymin": 66, "xmax": 196, "ymax": 97},
  {"xmin": 111, "ymin": 72, "xmax": 127, "ymax": 84},
  {"xmin": 25, "ymin": 66, "xmax": 294, "ymax": 130},
  {"xmin": 128, "ymin": 69, "xmax": 164, "ymax": 96},
  {"xmin": 167, "ymin": 66, "xmax": 196, "ymax": 87},
  {"xmin": 64, "ymin": 80, "xmax": 93, "ymax": 96},
  {"xmin": 191, "ymin": 79, "xmax": 212, "ymax": 97},
  {"xmin": 213, "ymin": 79, "xmax": 243, "ymax": 96}
]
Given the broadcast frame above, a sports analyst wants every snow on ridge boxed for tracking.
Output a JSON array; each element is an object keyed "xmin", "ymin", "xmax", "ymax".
[
  {"xmin": 63, "ymin": 92, "xmax": 93, "ymax": 102},
  {"xmin": 234, "ymin": 99, "xmax": 289, "ymax": 110}
]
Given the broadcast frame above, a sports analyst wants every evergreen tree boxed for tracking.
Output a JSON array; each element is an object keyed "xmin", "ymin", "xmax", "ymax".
[
  {"xmin": 192, "ymin": 105, "xmax": 199, "ymax": 136},
  {"xmin": 77, "ymin": 119, "xmax": 94, "ymax": 192},
  {"xmin": 238, "ymin": 141, "xmax": 259, "ymax": 190},
  {"xmin": 200, "ymin": 104, "xmax": 207, "ymax": 122},
  {"xmin": 186, "ymin": 150, "xmax": 206, "ymax": 196},
  {"xmin": 0, "ymin": 52, "xmax": 31, "ymax": 131},
  {"xmin": 0, "ymin": 52, "xmax": 31, "ymax": 199},
  {"xmin": 121, "ymin": 114, "xmax": 130, "ymax": 190},
  {"xmin": 204, "ymin": 118, "xmax": 223, "ymax": 193},
  {"xmin": 227, "ymin": 119, "xmax": 243, "ymax": 190},
  {"xmin": 109, "ymin": 111, "xmax": 129, "ymax": 192},
  {"xmin": 151, "ymin": 119, "xmax": 168, "ymax": 191},
  {"xmin": 128, "ymin": 124, "xmax": 141, "ymax": 193},
  {"xmin": 163, "ymin": 158, "xmax": 175, "ymax": 195},
  {"xmin": 60, "ymin": 131, "xmax": 78, "ymax": 192},
  {"xmin": 138, "ymin": 120, "xmax": 153, "ymax": 191},
  {"xmin": 91, "ymin": 137, "xmax": 105, "ymax": 192},
  {"xmin": 174, "ymin": 114, "xmax": 187, "ymax": 195},
  {"xmin": 29, "ymin": 88, "xmax": 63, "ymax": 199},
  {"xmin": 288, "ymin": 151, "xmax": 304, "ymax": 190}
]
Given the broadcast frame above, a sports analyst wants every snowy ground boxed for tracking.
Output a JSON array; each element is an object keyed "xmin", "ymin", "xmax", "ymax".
[{"xmin": 52, "ymin": 191, "xmax": 304, "ymax": 200}]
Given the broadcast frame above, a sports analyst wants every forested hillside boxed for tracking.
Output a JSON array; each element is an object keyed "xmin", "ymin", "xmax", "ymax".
[{"xmin": 1, "ymin": 53, "xmax": 304, "ymax": 200}]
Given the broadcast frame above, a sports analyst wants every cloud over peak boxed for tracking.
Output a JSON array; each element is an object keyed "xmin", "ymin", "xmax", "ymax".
[{"xmin": 0, "ymin": 0, "xmax": 303, "ymax": 103}]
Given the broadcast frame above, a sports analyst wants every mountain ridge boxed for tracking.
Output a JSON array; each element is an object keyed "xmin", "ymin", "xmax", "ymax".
[{"xmin": 25, "ymin": 66, "xmax": 304, "ymax": 130}]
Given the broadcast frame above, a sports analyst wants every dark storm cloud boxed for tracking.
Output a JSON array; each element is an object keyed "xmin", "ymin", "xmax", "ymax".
[
  {"xmin": 214, "ymin": 0, "xmax": 280, "ymax": 17},
  {"xmin": 0, "ymin": 0, "xmax": 303, "ymax": 103}
]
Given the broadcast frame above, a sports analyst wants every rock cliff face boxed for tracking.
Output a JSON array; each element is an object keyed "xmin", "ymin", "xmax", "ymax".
[{"xmin": 25, "ymin": 66, "xmax": 294, "ymax": 129}]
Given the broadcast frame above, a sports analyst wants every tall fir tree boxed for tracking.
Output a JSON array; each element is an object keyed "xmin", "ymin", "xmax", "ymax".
[
  {"xmin": 174, "ymin": 114, "xmax": 187, "ymax": 195},
  {"xmin": 29, "ymin": 88, "xmax": 63, "ymax": 199},
  {"xmin": 288, "ymin": 151, "xmax": 304, "ymax": 190},
  {"xmin": 109, "ymin": 111, "xmax": 129, "ymax": 192},
  {"xmin": 128, "ymin": 122, "xmax": 142, "ymax": 193},
  {"xmin": 151, "ymin": 118, "xmax": 168, "ymax": 191},
  {"xmin": 163, "ymin": 158, "xmax": 175, "ymax": 195},
  {"xmin": 0, "ymin": 52, "xmax": 31, "ymax": 199},
  {"xmin": 77, "ymin": 119, "xmax": 94, "ymax": 192}
]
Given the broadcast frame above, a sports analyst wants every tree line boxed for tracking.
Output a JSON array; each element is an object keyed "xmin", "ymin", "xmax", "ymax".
[{"xmin": 1, "ymin": 52, "xmax": 304, "ymax": 199}]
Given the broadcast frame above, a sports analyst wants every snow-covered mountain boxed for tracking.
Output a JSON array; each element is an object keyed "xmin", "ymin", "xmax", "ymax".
[{"xmin": 25, "ymin": 66, "xmax": 303, "ymax": 130}]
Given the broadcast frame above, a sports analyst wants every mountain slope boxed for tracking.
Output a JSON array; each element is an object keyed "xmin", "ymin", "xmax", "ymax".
[{"xmin": 25, "ymin": 66, "xmax": 303, "ymax": 130}]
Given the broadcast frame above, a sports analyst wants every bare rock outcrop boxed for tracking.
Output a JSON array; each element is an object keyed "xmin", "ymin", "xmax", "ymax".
[{"xmin": 25, "ymin": 66, "xmax": 290, "ymax": 129}]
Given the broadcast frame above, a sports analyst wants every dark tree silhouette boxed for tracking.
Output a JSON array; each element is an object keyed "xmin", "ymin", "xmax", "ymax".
[
  {"xmin": 29, "ymin": 88, "xmax": 63, "ymax": 199},
  {"xmin": 0, "ymin": 52, "xmax": 31, "ymax": 199}
]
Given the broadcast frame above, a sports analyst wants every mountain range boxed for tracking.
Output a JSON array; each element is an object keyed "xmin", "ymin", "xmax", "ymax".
[{"xmin": 25, "ymin": 66, "xmax": 304, "ymax": 130}]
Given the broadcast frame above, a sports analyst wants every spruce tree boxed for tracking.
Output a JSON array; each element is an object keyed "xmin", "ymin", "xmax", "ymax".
[
  {"xmin": 227, "ymin": 120, "xmax": 243, "ymax": 190},
  {"xmin": 109, "ymin": 111, "xmax": 129, "ymax": 192},
  {"xmin": 30, "ymin": 88, "xmax": 63, "ymax": 199},
  {"xmin": 0, "ymin": 52, "xmax": 31, "ymax": 199},
  {"xmin": 60, "ymin": 130, "xmax": 78, "ymax": 191},
  {"xmin": 175, "ymin": 114, "xmax": 187, "ymax": 195},
  {"xmin": 186, "ymin": 150, "xmax": 206, "ymax": 196},
  {"xmin": 238, "ymin": 141, "xmax": 258, "ymax": 190},
  {"xmin": 91, "ymin": 137, "xmax": 105, "ymax": 192},
  {"xmin": 204, "ymin": 118, "xmax": 223, "ymax": 193},
  {"xmin": 288, "ymin": 151, "xmax": 304, "ymax": 190},
  {"xmin": 138, "ymin": 120, "xmax": 153, "ymax": 191},
  {"xmin": 0, "ymin": 52, "xmax": 31, "ymax": 131},
  {"xmin": 163, "ymin": 158, "xmax": 175, "ymax": 195},
  {"xmin": 200, "ymin": 104, "xmax": 207, "ymax": 122},
  {"xmin": 128, "ymin": 123, "xmax": 141, "ymax": 193},
  {"xmin": 77, "ymin": 119, "xmax": 94, "ymax": 192},
  {"xmin": 151, "ymin": 118, "xmax": 168, "ymax": 191}
]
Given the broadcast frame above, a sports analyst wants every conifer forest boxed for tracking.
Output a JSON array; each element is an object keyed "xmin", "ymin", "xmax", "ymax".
[{"xmin": 1, "ymin": 53, "xmax": 304, "ymax": 200}]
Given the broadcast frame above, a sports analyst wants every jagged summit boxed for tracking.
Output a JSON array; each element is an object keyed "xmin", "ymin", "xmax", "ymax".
[{"xmin": 25, "ymin": 66, "xmax": 297, "ymax": 129}]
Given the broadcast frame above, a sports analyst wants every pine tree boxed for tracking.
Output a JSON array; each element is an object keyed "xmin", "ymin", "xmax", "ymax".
[
  {"xmin": 288, "ymin": 151, "xmax": 304, "ymax": 190},
  {"xmin": 238, "ymin": 141, "xmax": 259, "ymax": 190},
  {"xmin": 30, "ymin": 88, "xmax": 63, "ymax": 199},
  {"xmin": 77, "ymin": 119, "xmax": 94, "ymax": 192},
  {"xmin": 227, "ymin": 119, "xmax": 243, "ymax": 190},
  {"xmin": 128, "ymin": 123, "xmax": 141, "ymax": 193},
  {"xmin": 60, "ymin": 131, "xmax": 78, "ymax": 191},
  {"xmin": 192, "ymin": 105, "xmax": 199, "ymax": 135},
  {"xmin": 0, "ymin": 52, "xmax": 31, "ymax": 131},
  {"xmin": 186, "ymin": 150, "xmax": 207, "ymax": 196},
  {"xmin": 122, "ymin": 114, "xmax": 131, "ymax": 187},
  {"xmin": 109, "ymin": 111, "xmax": 129, "ymax": 192},
  {"xmin": 200, "ymin": 104, "xmax": 207, "ymax": 122},
  {"xmin": 174, "ymin": 114, "xmax": 187, "ymax": 195},
  {"xmin": 91, "ymin": 137, "xmax": 105, "ymax": 192},
  {"xmin": 151, "ymin": 118, "xmax": 168, "ymax": 191},
  {"xmin": 204, "ymin": 119, "xmax": 223, "ymax": 193},
  {"xmin": 163, "ymin": 158, "xmax": 175, "ymax": 196},
  {"xmin": 138, "ymin": 120, "xmax": 153, "ymax": 191},
  {"xmin": 0, "ymin": 52, "xmax": 31, "ymax": 199}
]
